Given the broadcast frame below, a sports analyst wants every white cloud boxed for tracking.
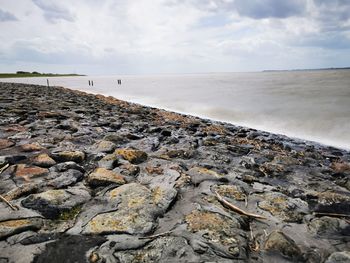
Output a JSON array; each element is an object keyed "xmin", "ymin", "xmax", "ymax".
[{"xmin": 0, "ymin": 0, "xmax": 349, "ymax": 74}]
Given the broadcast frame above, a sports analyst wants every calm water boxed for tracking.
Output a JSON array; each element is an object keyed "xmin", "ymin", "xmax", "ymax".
[{"xmin": 2, "ymin": 70, "xmax": 350, "ymax": 150}]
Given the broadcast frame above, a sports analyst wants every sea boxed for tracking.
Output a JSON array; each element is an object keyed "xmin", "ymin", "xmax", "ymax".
[{"xmin": 2, "ymin": 69, "xmax": 350, "ymax": 150}]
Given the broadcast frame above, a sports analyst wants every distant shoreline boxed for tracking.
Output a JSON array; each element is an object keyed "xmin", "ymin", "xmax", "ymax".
[
  {"xmin": 263, "ymin": 67, "xmax": 350, "ymax": 72},
  {"xmin": 0, "ymin": 72, "xmax": 85, "ymax": 78}
]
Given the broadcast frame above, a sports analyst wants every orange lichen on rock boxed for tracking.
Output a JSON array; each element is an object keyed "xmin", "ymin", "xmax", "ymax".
[{"xmin": 115, "ymin": 148, "xmax": 147, "ymax": 164}]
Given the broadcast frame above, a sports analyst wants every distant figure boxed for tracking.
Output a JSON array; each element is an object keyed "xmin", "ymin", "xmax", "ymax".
[
  {"xmin": 117, "ymin": 79, "xmax": 122, "ymax": 85},
  {"xmin": 91, "ymin": 81, "xmax": 94, "ymax": 86},
  {"xmin": 88, "ymin": 80, "xmax": 91, "ymax": 86}
]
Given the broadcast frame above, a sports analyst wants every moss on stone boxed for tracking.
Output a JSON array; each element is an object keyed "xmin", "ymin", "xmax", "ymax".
[{"xmin": 58, "ymin": 205, "xmax": 82, "ymax": 221}]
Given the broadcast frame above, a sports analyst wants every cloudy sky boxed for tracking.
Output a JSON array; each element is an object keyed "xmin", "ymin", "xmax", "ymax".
[{"xmin": 0, "ymin": 0, "xmax": 349, "ymax": 75}]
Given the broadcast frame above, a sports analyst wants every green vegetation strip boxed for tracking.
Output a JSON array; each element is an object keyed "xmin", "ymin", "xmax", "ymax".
[{"xmin": 0, "ymin": 72, "xmax": 84, "ymax": 78}]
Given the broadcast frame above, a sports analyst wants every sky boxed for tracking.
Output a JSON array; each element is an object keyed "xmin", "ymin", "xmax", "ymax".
[{"xmin": 0, "ymin": 0, "xmax": 349, "ymax": 75}]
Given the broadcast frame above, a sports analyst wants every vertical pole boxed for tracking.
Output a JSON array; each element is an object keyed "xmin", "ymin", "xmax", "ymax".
[{"xmin": 47, "ymin": 79, "xmax": 49, "ymax": 87}]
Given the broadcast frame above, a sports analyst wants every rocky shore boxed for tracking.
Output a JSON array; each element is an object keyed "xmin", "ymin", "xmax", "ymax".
[{"xmin": 0, "ymin": 82, "xmax": 349, "ymax": 263}]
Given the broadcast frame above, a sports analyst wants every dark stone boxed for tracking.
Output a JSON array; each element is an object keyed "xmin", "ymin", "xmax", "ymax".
[
  {"xmin": 48, "ymin": 169, "xmax": 84, "ymax": 188},
  {"xmin": 160, "ymin": 130, "xmax": 172, "ymax": 136},
  {"xmin": 34, "ymin": 235, "xmax": 106, "ymax": 263}
]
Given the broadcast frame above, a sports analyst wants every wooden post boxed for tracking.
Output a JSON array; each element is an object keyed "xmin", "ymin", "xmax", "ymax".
[{"xmin": 47, "ymin": 79, "xmax": 49, "ymax": 87}]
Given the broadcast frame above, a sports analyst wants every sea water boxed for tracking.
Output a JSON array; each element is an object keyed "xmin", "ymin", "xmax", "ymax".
[{"xmin": 2, "ymin": 69, "xmax": 350, "ymax": 150}]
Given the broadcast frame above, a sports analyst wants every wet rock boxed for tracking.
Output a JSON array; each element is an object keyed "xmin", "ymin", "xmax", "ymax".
[
  {"xmin": 83, "ymin": 183, "xmax": 175, "ymax": 235},
  {"xmin": 34, "ymin": 235, "xmax": 106, "ymax": 263},
  {"xmin": 92, "ymin": 140, "xmax": 116, "ymax": 153},
  {"xmin": 259, "ymin": 161, "xmax": 288, "ymax": 177},
  {"xmin": 3, "ymin": 184, "xmax": 39, "ymax": 201},
  {"xmin": 127, "ymin": 137, "xmax": 160, "ymax": 152},
  {"xmin": 0, "ymin": 218, "xmax": 43, "ymax": 240},
  {"xmin": 32, "ymin": 154, "xmax": 56, "ymax": 168},
  {"xmin": 325, "ymin": 251, "xmax": 350, "ymax": 263},
  {"xmin": 103, "ymin": 133, "xmax": 128, "ymax": 144},
  {"xmin": 160, "ymin": 129, "xmax": 172, "ymax": 137},
  {"xmin": 213, "ymin": 184, "xmax": 247, "ymax": 201},
  {"xmin": 55, "ymin": 120, "xmax": 78, "ymax": 132},
  {"xmin": 227, "ymin": 144, "xmax": 253, "ymax": 156},
  {"xmin": 20, "ymin": 143, "xmax": 45, "ymax": 153},
  {"xmin": 21, "ymin": 187, "xmax": 90, "ymax": 219},
  {"xmin": 0, "ymin": 155, "xmax": 26, "ymax": 166},
  {"xmin": 187, "ymin": 167, "xmax": 226, "ymax": 185},
  {"xmin": 125, "ymin": 133, "xmax": 143, "ymax": 140},
  {"xmin": 114, "ymin": 163, "xmax": 140, "ymax": 177},
  {"xmin": 113, "ymin": 236, "xmax": 200, "ymax": 263},
  {"xmin": 163, "ymin": 149, "xmax": 195, "ymax": 159},
  {"xmin": 6, "ymin": 230, "xmax": 38, "ymax": 245},
  {"xmin": 15, "ymin": 232, "xmax": 60, "ymax": 246},
  {"xmin": 92, "ymin": 234, "xmax": 149, "ymax": 254},
  {"xmin": 15, "ymin": 164, "xmax": 49, "ymax": 182},
  {"xmin": 4, "ymin": 124, "xmax": 27, "ymax": 133},
  {"xmin": 308, "ymin": 216, "xmax": 349, "ymax": 236},
  {"xmin": 185, "ymin": 210, "xmax": 246, "ymax": 258},
  {"xmin": 312, "ymin": 191, "xmax": 350, "ymax": 215},
  {"xmin": 258, "ymin": 192, "xmax": 308, "ymax": 222},
  {"xmin": 97, "ymin": 153, "xmax": 119, "ymax": 169},
  {"xmin": 51, "ymin": 151, "xmax": 85, "ymax": 163},
  {"xmin": 53, "ymin": 161, "xmax": 85, "ymax": 173},
  {"xmin": 115, "ymin": 148, "xmax": 147, "ymax": 164},
  {"xmin": 87, "ymin": 168, "xmax": 125, "ymax": 187},
  {"xmin": 264, "ymin": 231, "xmax": 303, "ymax": 261},
  {"xmin": 0, "ymin": 139, "xmax": 15, "ymax": 150},
  {"xmin": 48, "ymin": 169, "xmax": 84, "ymax": 188},
  {"xmin": 37, "ymin": 111, "xmax": 65, "ymax": 119},
  {"xmin": 8, "ymin": 131, "xmax": 32, "ymax": 140},
  {"xmin": 186, "ymin": 210, "xmax": 240, "ymax": 232},
  {"xmin": 331, "ymin": 161, "xmax": 350, "ymax": 174}
]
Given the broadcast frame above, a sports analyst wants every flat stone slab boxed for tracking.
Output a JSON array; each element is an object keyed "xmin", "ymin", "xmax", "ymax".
[
  {"xmin": 115, "ymin": 148, "xmax": 148, "ymax": 164},
  {"xmin": 87, "ymin": 167, "xmax": 125, "ymax": 187},
  {"xmin": 83, "ymin": 182, "xmax": 176, "ymax": 235},
  {"xmin": 51, "ymin": 151, "xmax": 85, "ymax": 163},
  {"xmin": 0, "ymin": 218, "xmax": 43, "ymax": 240},
  {"xmin": 21, "ymin": 187, "xmax": 90, "ymax": 219}
]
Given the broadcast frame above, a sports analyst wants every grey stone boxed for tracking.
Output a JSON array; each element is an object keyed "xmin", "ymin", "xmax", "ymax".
[
  {"xmin": 48, "ymin": 169, "xmax": 84, "ymax": 188},
  {"xmin": 87, "ymin": 168, "xmax": 125, "ymax": 187},
  {"xmin": 264, "ymin": 231, "xmax": 303, "ymax": 261},
  {"xmin": 258, "ymin": 192, "xmax": 309, "ymax": 222},
  {"xmin": 98, "ymin": 154, "xmax": 119, "ymax": 169},
  {"xmin": 92, "ymin": 140, "xmax": 117, "ymax": 153},
  {"xmin": 21, "ymin": 187, "xmax": 90, "ymax": 219},
  {"xmin": 0, "ymin": 218, "xmax": 43, "ymax": 240},
  {"xmin": 83, "ymin": 183, "xmax": 176, "ymax": 235},
  {"xmin": 325, "ymin": 251, "xmax": 350, "ymax": 263},
  {"xmin": 52, "ymin": 161, "xmax": 85, "ymax": 173},
  {"xmin": 187, "ymin": 166, "xmax": 226, "ymax": 185},
  {"xmin": 113, "ymin": 236, "xmax": 200, "ymax": 263},
  {"xmin": 31, "ymin": 154, "xmax": 56, "ymax": 168},
  {"xmin": 51, "ymin": 150, "xmax": 85, "ymax": 163}
]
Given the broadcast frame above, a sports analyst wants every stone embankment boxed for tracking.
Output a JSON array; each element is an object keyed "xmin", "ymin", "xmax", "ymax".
[{"xmin": 0, "ymin": 82, "xmax": 349, "ymax": 262}]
